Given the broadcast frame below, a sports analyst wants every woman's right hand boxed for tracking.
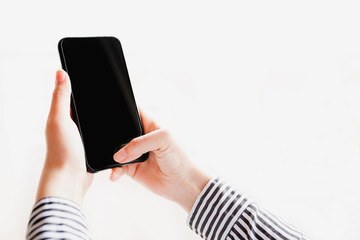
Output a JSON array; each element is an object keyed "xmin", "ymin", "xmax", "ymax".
[{"xmin": 111, "ymin": 109, "xmax": 211, "ymax": 213}]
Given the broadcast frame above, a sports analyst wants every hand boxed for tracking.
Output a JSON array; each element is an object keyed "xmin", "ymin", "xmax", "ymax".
[
  {"xmin": 111, "ymin": 109, "xmax": 212, "ymax": 213},
  {"xmin": 36, "ymin": 70, "xmax": 93, "ymax": 206}
]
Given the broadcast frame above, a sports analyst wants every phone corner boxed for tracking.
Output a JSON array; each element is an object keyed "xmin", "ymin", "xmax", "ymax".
[
  {"xmin": 57, "ymin": 37, "xmax": 66, "ymax": 50},
  {"xmin": 86, "ymin": 162, "xmax": 97, "ymax": 173}
]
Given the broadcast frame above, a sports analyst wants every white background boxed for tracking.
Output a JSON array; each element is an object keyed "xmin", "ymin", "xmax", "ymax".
[{"xmin": 0, "ymin": 0, "xmax": 359, "ymax": 239}]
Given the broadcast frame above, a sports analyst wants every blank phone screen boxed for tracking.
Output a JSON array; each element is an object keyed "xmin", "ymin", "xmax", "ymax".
[{"xmin": 59, "ymin": 37, "xmax": 146, "ymax": 172}]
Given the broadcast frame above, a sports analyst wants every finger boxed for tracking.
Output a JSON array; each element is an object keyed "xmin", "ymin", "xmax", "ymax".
[
  {"xmin": 138, "ymin": 107, "xmax": 150, "ymax": 127},
  {"xmin": 48, "ymin": 70, "xmax": 71, "ymax": 119},
  {"xmin": 137, "ymin": 107, "xmax": 160, "ymax": 133},
  {"xmin": 110, "ymin": 167, "xmax": 124, "ymax": 181},
  {"xmin": 113, "ymin": 129, "xmax": 169, "ymax": 163}
]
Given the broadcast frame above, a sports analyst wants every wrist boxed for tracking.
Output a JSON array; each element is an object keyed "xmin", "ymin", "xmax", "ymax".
[
  {"xmin": 36, "ymin": 169, "xmax": 86, "ymax": 206},
  {"xmin": 173, "ymin": 164, "xmax": 212, "ymax": 213}
]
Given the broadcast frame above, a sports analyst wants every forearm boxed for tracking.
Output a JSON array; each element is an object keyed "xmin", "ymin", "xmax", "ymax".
[{"xmin": 36, "ymin": 168, "xmax": 86, "ymax": 206}]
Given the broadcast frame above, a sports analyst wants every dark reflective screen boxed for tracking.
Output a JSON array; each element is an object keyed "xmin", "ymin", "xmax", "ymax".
[{"xmin": 59, "ymin": 37, "xmax": 147, "ymax": 172}]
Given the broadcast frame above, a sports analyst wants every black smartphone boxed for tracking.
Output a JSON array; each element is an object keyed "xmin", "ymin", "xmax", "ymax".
[{"xmin": 58, "ymin": 36, "xmax": 149, "ymax": 173}]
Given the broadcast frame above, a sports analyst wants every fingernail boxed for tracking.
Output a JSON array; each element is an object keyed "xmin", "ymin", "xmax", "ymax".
[
  {"xmin": 56, "ymin": 70, "xmax": 65, "ymax": 85},
  {"xmin": 114, "ymin": 149, "xmax": 127, "ymax": 162}
]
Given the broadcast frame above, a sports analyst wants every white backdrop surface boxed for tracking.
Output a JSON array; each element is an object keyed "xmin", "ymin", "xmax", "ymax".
[{"xmin": 0, "ymin": 0, "xmax": 359, "ymax": 239}]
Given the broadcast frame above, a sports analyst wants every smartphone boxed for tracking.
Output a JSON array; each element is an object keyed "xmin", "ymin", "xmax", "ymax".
[{"xmin": 58, "ymin": 36, "xmax": 149, "ymax": 173}]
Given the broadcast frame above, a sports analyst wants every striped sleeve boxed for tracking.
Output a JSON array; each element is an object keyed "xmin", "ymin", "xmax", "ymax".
[
  {"xmin": 26, "ymin": 197, "xmax": 91, "ymax": 240},
  {"xmin": 187, "ymin": 178, "xmax": 310, "ymax": 240}
]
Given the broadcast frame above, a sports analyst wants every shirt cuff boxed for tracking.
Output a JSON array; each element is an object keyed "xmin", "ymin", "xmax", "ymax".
[
  {"xmin": 26, "ymin": 197, "xmax": 90, "ymax": 240},
  {"xmin": 187, "ymin": 177, "xmax": 251, "ymax": 240}
]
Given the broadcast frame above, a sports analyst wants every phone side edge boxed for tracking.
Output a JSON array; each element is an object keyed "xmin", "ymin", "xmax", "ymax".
[{"xmin": 57, "ymin": 38, "xmax": 98, "ymax": 173}]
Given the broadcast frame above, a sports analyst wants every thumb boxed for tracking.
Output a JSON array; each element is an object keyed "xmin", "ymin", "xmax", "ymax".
[
  {"xmin": 49, "ymin": 70, "xmax": 71, "ymax": 119},
  {"xmin": 113, "ymin": 129, "xmax": 170, "ymax": 163}
]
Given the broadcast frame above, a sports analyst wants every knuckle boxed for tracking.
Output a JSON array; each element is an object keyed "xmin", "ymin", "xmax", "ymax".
[
  {"xmin": 52, "ymin": 86, "xmax": 69, "ymax": 98},
  {"xmin": 52, "ymin": 88, "xmax": 63, "ymax": 98},
  {"xmin": 158, "ymin": 128, "xmax": 171, "ymax": 140},
  {"xmin": 130, "ymin": 136, "xmax": 143, "ymax": 149},
  {"xmin": 45, "ymin": 118, "xmax": 60, "ymax": 135}
]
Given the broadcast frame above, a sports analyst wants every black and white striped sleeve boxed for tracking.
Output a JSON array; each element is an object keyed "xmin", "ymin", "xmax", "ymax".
[
  {"xmin": 187, "ymin": 178, "xmax": 310, "ymax": 240},
  {"xmin": 26, "ymin": 197, "xmax": 91, "ymax": 240}
]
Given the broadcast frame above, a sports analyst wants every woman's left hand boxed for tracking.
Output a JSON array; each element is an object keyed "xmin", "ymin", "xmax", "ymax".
[{"xmin": 36, "ymin": 70, "xmax": 93, "ymax": 206}]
